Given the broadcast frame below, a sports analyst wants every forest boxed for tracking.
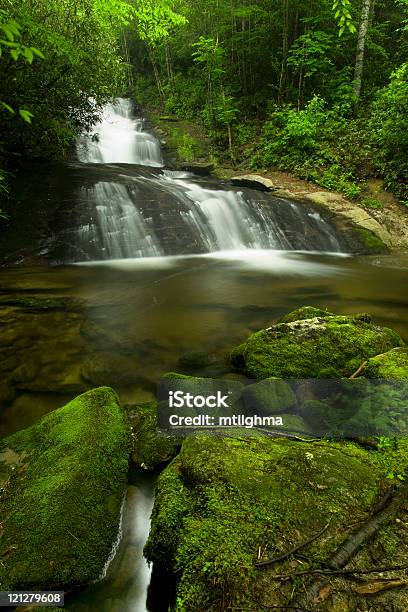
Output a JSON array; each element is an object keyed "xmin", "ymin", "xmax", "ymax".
[{"xmin": 0, "ymin": 0, "xmax": 407, "ymax": 210}]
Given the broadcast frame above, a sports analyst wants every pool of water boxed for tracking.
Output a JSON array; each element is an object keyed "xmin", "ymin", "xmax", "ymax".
[{"xmin": 1, "ymin": 249, "xmax": 407, "ymax": 437}]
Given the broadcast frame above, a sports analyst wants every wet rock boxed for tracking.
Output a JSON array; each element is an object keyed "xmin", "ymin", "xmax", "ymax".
[
  {"xmin": 128, "ymin": 401, "xmax": 180, "ymax": 469},
  {"xmin": 365, "ymin": 347, "xmax": 408, "ymax": 379},
  {"xmin": 0, "ymin": 387, "xmax": 131, "ymax": 590},
  {"xmin": 230, "ymin": 174, "xmax": 275, "ymax": 191},
  {"xmin": 230, "ymin": 308, "xmax": 404, "ymax": 379}
]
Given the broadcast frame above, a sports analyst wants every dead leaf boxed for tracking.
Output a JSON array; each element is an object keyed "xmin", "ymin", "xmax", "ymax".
[
  {"xmin": 314, "ymin": 584, "xmax": 332, "ymax": 603},
  {"xmin": 354, "ymin": 579, "xmax": 407, "ymax": 595}
]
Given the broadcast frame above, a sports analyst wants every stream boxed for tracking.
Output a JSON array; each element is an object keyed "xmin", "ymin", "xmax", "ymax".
[{"xmin": 0, "ymin": 98, "xmax": 408, "ymax": 611}]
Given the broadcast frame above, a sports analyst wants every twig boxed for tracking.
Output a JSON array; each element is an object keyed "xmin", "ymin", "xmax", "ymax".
[
  {"xmin": 349, "ymin": 361, "xmax": 368, "ymax": 379},
  {"xmin": 294, "ymin": 480, "xmax": 408, "ymax": 605},
  {"xmin": 271, "ymin": 563, "xmax": 408, "ymax": 580},
  {"xmin": 67, "ymin": 529, "xmax": 80, "ymax": 542},
  {"xmin": 256, "ymin": 521, "xmax": 331, "ymax": 567}
]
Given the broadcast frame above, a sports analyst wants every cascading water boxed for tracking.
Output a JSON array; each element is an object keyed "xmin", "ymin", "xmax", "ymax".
[
  {"xmin": 72, "ymin": 98, "xmax": 343, "ymax": 262},
  {"xmin": 76, "ymin": 98, "xmax": 163, "ymax": 166}
]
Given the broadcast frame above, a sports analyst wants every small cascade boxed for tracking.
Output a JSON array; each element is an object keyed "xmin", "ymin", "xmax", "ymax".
[
  {"xmin": 76, "ymin": 98, "xmax": 163, "ymax": 167},
  {"xmin": 78, "ymin": 182, "xmax": 162, "ymax": 259}
]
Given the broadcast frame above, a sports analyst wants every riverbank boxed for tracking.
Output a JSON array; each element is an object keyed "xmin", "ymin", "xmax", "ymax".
[{"xmin": 148, "ymin": 110, "xmax": 408, "ymax": 252}]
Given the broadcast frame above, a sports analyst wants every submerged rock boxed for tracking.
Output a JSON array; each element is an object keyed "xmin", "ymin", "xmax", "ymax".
[
  {"xmin": 81, "ymin": 351, "xmax": 141, "ymax": 387},
  {"xmin": 365, "ymin": 347, "xmax": 408, "ymax": 379},
  {"xmin": 0, "ymin": 387, "xmax": 131, "ymax": 590},
  {"xmin": 145, "ymin": 434, "xmax": 392, "ymax": 611},
  {"xmin": 230, "ymin": 309, "xmax": 404, "ymax": 379}
]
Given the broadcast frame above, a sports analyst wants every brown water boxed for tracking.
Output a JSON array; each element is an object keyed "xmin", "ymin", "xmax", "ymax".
[
  {"xmin": 1, "ymin": 250, "xmax": 407, "ymax": 611},
  {"xmin": 1, "ymin": 250, "xmax": 407, "ymax": 438}
]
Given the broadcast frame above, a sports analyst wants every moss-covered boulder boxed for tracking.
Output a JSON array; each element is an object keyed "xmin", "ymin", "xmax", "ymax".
[
  {"xmin": 242, "ymin": 378, "xmax": 297, "ymax": 415},
  {"xmin": 230, "ymin": 310, "xmax": 404, "ymax": 379},
  {"xmin": 365, "ymin": 347, "xmax": 408, "ymax": 379},
  {"xmin": 145, "ymin": 435, "xmax": 391, "ymax": 611},
  {"xmin": 128, "ymin": 401, "xmax": 180, "ymax": 469},
  {"xmin": 0, "ymin": 387, "xmax": 131, "ymax": 590}
]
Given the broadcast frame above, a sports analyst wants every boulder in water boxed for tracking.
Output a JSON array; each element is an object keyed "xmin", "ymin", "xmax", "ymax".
[
  {"xmin": 0, "ymin": 387, "xmax": 131, "ymax": 590},
  {"xmin": 230, "ymin": 308, "xmax": 404, "ymax": 379}
]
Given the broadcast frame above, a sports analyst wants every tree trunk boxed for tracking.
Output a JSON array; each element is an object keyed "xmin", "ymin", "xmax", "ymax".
[
  {"xmin": 278, "ymin": 0, "xmax": 289, "ymax": 104},
  {"xmin": 353, "ymin": 0, "xmax": 372, "ymax": 99},
  {"xmin": 148, "ymin": 46, "xmax": 164, "ymax": 101}
]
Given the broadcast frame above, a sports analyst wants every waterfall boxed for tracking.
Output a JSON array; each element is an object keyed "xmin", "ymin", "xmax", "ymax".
[
  {"xmin": 76, "ymin": 98, "xmax": 163, "ymax": 167},
  {"xmin": 78, "ymin": 182, "xmax": 162, "ymax": 259},
  {"xmin": 74, "ymin": 98, "xmax": 343, "ymax": 262}
]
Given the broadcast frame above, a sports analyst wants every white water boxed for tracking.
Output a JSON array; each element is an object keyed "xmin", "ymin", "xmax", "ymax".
[
  {"xmin": 75, "ymin": 98, "xmax": 343, "ymax": 261},
  {"xmin": 79, "ymin": 182, "xmax": 163, "ymax": 259},
  {"xmin": 76, "ymin": 98, "xmax": 163, "ymax": 166}
]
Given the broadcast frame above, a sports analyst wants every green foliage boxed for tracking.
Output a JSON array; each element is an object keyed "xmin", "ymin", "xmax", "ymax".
[
  {"xmin": 332, "ymin": 0, "xmax": 357, "ymax": 36},
  {"xmin": 287, "ymin": 31, "xmax": 334, "ymax": 79},
  {"xmin": 361, "ymin": 196, "xmax": 384, "ymax": 209},
  {"xmin": 368, "ymin": 63, "xmax": 408, "ymax": 201},
  {"xmin": 134, "ymin": 0, "xmax": 187, "ymax": 47},
  {"xmin": 0, "ymin": 0, "xmax": 133, "ymax": 163}
]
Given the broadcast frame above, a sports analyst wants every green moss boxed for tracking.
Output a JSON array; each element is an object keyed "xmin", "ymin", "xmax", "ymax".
[
  {"xmin": 0, "ymin": 387, "xmax": 131, "ymax": 590},
  {"xmin": 354, "ymin": 228, "xmax": 387, "ymax": 250},
  {"xmin": 277, "ymin": 306, "xmax": 335, "ymax": 324},
  {"xmin": 365, "ymin": 347, "xmax": 408, "ymax": 379},
  {"xmin": 128, "ymin": 401, "xmax": 180, "ymax": 469},
  {"xmin": 230, "ymin": 311, "xmax": 404, "ymax": 379},
  {"xmin": 242, "ymin": 378, "xmax": 296, "ymax": 415},
  {"xmin": 145, "ymin": 435, "xmax": 384, "ymax": 611}
]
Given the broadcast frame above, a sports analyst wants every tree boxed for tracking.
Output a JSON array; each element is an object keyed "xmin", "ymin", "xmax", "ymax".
[{"xmin": 353, "ymin": 0, "xmax": 372, "ymax": 98}]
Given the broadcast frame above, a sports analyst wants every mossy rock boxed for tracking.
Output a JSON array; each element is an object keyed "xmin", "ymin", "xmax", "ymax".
[
  {"xmin": 277, "ymin": 306, "xmax": 335, "ymax": 324},
  {"xmin": 242, "ymin": 378, "xmax": 297, "ymax": 415},
  {"xmin": 128, "ymin": 401, "xmax": 180, "ymax": 469},
  {"xmin": 0, "ymin": 387, "xmax": 131, "ymax": 590},
  {"xmin": 365, "ymin": 347, "xmax": 408, "ymax": 379},
  {"xmin": 145, "ymin": 435, "xmax": 385, "ymax": 611},
  {"xmin": 230, "ymin": 310, "xmax": 404, "ymax": 379}
]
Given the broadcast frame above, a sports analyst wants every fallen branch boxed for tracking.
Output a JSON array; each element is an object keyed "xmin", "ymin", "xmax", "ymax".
[
  {"xmin": 256, "ymin": 521, "xmax": 331, "ymax": 567},
  {"xmin": 294, "ymin": 480, "xmax": 408, "ymax": 606},
  {"xmin": 349, "ymin": 361, "xmax": 368, "ymax": 379},
  {"xmin": 271, "ymin": 563, "xmax": 408, "ymax": 580}
]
